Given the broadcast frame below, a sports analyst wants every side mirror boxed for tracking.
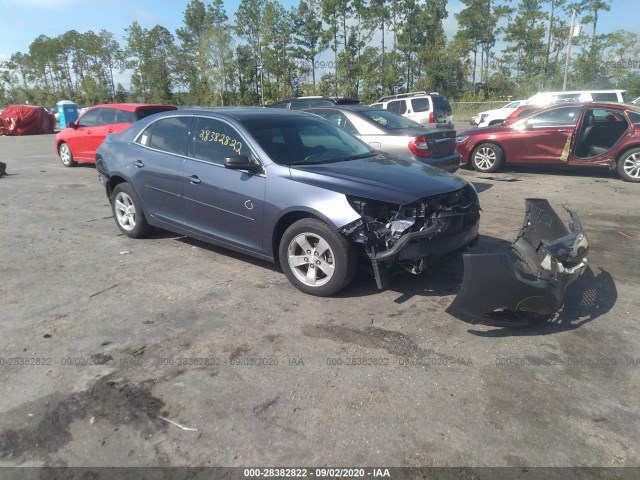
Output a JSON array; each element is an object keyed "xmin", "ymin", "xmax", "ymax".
[
  {"xmin": 69, "ymin": 120, "xmax": 79, "ymax": 129},
  {"xmin": 512, "ymin": 120, "xmax": 532, "ymax": 131},
  {"xmin": 224, "ymin": 155, "xmax": 261, "ymax": 173}
]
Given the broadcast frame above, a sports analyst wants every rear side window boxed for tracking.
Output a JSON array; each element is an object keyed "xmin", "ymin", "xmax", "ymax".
[
  {"xmin": 628, "ymin": 111, "xmax": 640, "ymax": 124},
  {"xmin": 192, "ymin": 117, "xmax": 245, "ymax": 164},
  {"xmin": 98, "ymin": 108, "xmax": 117, "ymax": 125},
  {"xmin": 78, "ymin": 108, "xmax": 101, "ymax": 127},
  {"xmin": 135, "ymin": 107, "xmax": 176, "ymax": 121},
  {"xmin": 137, "ymin": 116, "xmax": 191, "ymax": 156},
  {"xmin": 387, "ymin": 100, "xmax": 407, "ymax": 114},
  {"xmin": 310, "ymin": 109, "xmax": 358, "ymax": 135},
  {"xmin": 411, "ymin": 98, "xmax": 430, "ymax": 112},
  {"xmin": 115, "ymin": 109, "xmax": 135, "ymax": 123}
]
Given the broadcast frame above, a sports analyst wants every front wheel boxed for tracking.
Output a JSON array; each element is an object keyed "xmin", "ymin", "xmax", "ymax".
[
  {"xmin": 471, "ymin": 143, "xmax": 504, "ymax": 172},
  {"xmin": 111, "ymin": 183, "xmax": 153, "ymax": 238},
  {"xmin": 617, "ymin": 148, "xmax": 640, "ymax": 183},
  {"xmin": 58, "ymin": 142, "xmax": 77, "ymax": 167},
  {"xmin": 279, "ymin": 218, "xmax": 357, "ymax": 296}
]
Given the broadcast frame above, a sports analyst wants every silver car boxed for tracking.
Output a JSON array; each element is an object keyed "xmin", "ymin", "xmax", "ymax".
[{"xmin": 305, "ymin": 106, "xmax": 459, "ymax": 172}]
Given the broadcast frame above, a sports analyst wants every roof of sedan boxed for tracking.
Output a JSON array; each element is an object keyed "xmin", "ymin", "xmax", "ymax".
[
  {"xmin": 304, "ymin": 105, "xmax": 382, "ymax": 113},
  {"xmin": 175, "ymin": 107, "xmax": 318, "ymax": 121},
  {"xmin": 89, "ymin": 103, "xmax": 177, "ymax": 111}
]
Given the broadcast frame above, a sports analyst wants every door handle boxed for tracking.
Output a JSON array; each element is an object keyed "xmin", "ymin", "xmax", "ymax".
[
  {"xmin": 132, "ymin": 160, "xmax": 144, "ymax": 168},
  {"xmin": 107, "ymin": 129, "xmax": 113, "ymax": 133},
  {"xmin": 186, "ymin": 174, "xmax": 201, "ymax": 184}
]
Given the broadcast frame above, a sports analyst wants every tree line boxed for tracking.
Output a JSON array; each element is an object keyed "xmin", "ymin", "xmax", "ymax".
[{"xmin": 1, "ymin": 0, "xmax": 639, "ymax": 108}]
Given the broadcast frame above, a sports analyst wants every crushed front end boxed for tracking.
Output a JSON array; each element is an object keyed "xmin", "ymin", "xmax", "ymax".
[
  {"xmin": 446, "ymin": 199, "xmax": 589, "ymax": 327},
  {"xmin": 339, "ymin": 184, "xmax": 481, "ymax": 289}
]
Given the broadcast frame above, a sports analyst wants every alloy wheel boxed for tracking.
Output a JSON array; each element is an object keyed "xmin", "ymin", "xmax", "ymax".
[{"xmin": 287, "ymin": 232, "xmax": 336, "ymax": 287}]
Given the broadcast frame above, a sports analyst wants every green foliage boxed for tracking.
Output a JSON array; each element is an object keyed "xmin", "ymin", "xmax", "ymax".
[{"xmin": 1, "ymin": 0, "xmax": 637, "ymax": 108}]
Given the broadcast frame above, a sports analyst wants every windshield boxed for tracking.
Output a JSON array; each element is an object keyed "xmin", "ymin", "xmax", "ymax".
[
  {"xmin": 360, "ymin": 109, "xmax": 423, "ymax": 129},
  {"xmin": 243, "ymin": 116, "xmax": 373, "ymax": 166}
]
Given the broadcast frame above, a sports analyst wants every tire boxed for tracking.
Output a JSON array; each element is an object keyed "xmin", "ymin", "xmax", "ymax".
[
  {"xmin": 279, "ymin": 218, "xmax": 357, "ymax": 296},
  {"xmin": 617, "ymin": 148, "xmax": 640, "ymax": 183},
  {"xmin": 471, "ymin": 143, "xmax": 504, "ymax": 173},
  {"xmin": 58, "ymin": 142, "xmax": 77, "ymax": 167},
  {"xmin": 111, "ymin": 183, "xmax": 153, "ymax": 238}
]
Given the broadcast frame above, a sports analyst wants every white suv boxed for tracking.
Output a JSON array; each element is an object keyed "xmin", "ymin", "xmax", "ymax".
[
  {"xmin": 526, "ymin": 89, "xmax": 627, "ymax": 105},
  {"xmin": 471, "ymin": 100, "xmax": 527, "ymax": 127},
  {"xmin": 371, "ymin": 92, "xmax": 453, "ymax": 126}
]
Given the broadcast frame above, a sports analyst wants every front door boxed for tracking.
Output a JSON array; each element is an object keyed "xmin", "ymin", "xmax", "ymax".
[
  {"xmin": 502, "ymin": 106, "xmax": 581, "ymax": 164},
  {"xmin": 183, "ymin": 116, "xmax": 266, "ymax": 254}
]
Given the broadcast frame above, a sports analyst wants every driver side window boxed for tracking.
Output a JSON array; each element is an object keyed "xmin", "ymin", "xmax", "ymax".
[{"xmin": 527, "ymin": 107, "xmax": 581, "ymax": 127}]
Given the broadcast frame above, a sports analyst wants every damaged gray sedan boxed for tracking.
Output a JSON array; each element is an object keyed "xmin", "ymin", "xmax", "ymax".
[{"xmin": 96, "ymin": 108, "xmax": 587, "ymax": 323}]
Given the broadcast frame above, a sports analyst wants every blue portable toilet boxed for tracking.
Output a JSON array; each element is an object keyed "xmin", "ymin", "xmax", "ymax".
[{"xmin": 57, "ymin": 100, "xmax": 79, "ymax": 129}]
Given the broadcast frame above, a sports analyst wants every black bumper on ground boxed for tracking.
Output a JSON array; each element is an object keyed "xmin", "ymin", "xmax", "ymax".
[{"xmin": 446, "ymin": 199, "xmax": 589, "ymax": 327}]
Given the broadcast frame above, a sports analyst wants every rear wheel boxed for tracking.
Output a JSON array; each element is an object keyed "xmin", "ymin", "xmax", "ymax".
[
  {"xmin": 617, "ymin": 148, "xmax": 640, "ymax": 183},
  {"xmin": 279, "ymin": 218, "xmax": 357, "ymax": 296},
  {"xmin": 471, "ymin": 143, "xmax": 504, "ymax": 172},
  {"xmin": 58, "ymin": 142, "xmax": 77, "ymax": 167},
  {"xmin": 111, "ymin": 183, "xmax": 153, "ymax": 238}
]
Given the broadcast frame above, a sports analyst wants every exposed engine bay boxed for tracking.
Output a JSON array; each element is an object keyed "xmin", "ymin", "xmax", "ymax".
[{"xmin": 339, "ymin": 185, "xmax": 481, "ymax": 288}]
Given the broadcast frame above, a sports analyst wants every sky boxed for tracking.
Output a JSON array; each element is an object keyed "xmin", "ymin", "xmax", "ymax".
[{"xmin": 0, "ymin": 0, "xmax": 638, "ymax": 63}]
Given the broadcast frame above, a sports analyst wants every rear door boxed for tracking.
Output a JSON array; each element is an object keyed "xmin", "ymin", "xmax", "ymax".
[
  {"xmin": 86, "ymin": 108, "xmax": 134, "ymax": 156},
  {"xmin": 183, "ymin": 116, "xmax": 266, "ymax": 254},
  {"xmin": 129, "ymin": 115, "xmax": 192, "ymax": 225}
]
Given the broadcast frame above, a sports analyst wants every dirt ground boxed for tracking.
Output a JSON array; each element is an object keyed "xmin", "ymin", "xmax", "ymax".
[{"xmin": 0, "ymin": 131, "xmax": 639, "ymax": 472}]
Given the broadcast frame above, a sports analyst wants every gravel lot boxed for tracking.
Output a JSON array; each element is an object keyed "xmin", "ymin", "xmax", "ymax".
[{"xmin": 0, "ymin": 131, "xmax": 639, "ymax": 471}]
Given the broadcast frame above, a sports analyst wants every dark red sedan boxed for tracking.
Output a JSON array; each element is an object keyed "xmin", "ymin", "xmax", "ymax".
[
  {"xmin": 456, "ymin": 102, "xmax": 640, "ymax": 182},
  {"xmin": 55, "ymin": 103, "xmax": 177, "ymax": 167}
]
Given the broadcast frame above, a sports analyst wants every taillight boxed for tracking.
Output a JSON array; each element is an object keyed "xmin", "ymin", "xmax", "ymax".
[
  {"xmin": 409, "ymin": 135, "xmax": 431, "ymax": 157},
  {"xmin": 429, "ymin": 111, "xmax": 435, "ymax": 123}
]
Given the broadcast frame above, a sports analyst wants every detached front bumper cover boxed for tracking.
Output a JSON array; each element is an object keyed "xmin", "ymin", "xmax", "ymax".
[{"xmin": 446, "ymin": 199, "xmax": 589, "ymax": 327}]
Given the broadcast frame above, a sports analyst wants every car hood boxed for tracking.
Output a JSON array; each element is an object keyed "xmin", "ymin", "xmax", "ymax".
[{"xmin": 288, "ymin": 152, "xmax": 468, "ymax": 204}]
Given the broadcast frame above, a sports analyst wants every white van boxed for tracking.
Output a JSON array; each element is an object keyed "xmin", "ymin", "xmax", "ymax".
[{"xmin": 526, "ymin": 90, "xmax": 627, "ymax": 105}]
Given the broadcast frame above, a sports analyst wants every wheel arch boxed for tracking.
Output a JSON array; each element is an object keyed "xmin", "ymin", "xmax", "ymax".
[
  {"xmin": 469, "ymin": 140, "xmax": 507, "ymax": 164},
  {"xmin": 616, "ymin": 144, "xmax": 640, "ymax": 166},
  {"xmin": 105, "ymin": 174, "xmax": 128, "ymax": 199},
  {"xmin": 271, "ymin": 210, "xmax": 335, "ymax": 263}
]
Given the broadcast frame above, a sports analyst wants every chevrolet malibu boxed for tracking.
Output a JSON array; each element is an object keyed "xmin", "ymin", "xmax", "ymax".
[{"xmin": 96, "ymin": 108, "xmax": 481, "ymax": 296}]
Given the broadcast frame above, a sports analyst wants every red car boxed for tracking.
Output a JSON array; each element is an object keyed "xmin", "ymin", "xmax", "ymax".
[
  {"xmin": 456, "ymin": 102, "xmax": 640, "ymax": 182},
  {"xmin": 55, "ymin": 103, "xmax": 177, "ymax": 167}
]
